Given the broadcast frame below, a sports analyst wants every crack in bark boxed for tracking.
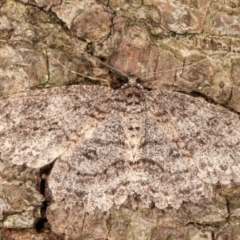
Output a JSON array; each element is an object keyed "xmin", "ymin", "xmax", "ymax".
[{"xmin": 34, "ymin": 160, "xmax": 56, "ymax": 233}]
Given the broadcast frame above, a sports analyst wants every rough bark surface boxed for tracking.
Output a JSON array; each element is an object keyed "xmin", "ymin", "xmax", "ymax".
[{"xmin": 1, "ymin": 0, "xmax": 240, "ymax": 239}]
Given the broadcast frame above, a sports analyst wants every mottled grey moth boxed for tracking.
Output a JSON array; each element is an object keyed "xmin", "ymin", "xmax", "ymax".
[{"xmin": 0, "ymin": 57, "xmax": 240, "ymax": 212}]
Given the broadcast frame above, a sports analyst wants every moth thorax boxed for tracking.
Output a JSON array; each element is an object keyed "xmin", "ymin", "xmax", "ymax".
[{"xmin": 125, "ymin": 92, "xmax": 143, "ymax": 113}]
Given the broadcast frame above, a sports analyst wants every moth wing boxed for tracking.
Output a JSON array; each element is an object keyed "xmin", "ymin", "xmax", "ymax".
[
  {"xmin": 0, "ymin": 85, "xmax": 112, "ymax": 168},
  {"xmin": 150, "ymin": 90, "xmax": 240, "ymax": 186},
  {"xmin": 48, "ymin": 109, "xmax": 132, "ymax": 212},
  {"xmin": 131, "ymin": 110, "xmax": 211, "ymax": 209}
]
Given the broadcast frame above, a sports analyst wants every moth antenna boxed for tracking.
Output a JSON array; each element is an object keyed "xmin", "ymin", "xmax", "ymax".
[
  {"xmin": 78, "ymin": 50, "xmax": 210, "ymax": 85},
  {"xmin": 136, "ymin": 57, "xmax": 209, "ymax": 82},
  {"xmin": 80, "ymin": 51, "xmax": 130, "ymax": 81},
  {"xmin": 50, "ymin": 56, "xmax": 110, "ymax": 86}
]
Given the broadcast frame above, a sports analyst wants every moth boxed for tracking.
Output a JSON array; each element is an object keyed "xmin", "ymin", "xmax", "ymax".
[{"xmin": 0, "ymin": 55, "xmax": 240, "ymax": 213}]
